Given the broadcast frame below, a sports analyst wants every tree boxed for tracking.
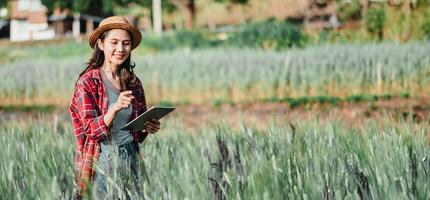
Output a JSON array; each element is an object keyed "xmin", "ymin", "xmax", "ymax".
[
  {"xmin": 40, "ymin": 0, "xmax": 249, "ymax": 30},
  {"xmin": 214, "ymin": 0, "xmax": 248, "ymax": 5},
  {"xmin": 136, "ymin": 0, "xmax": 176, "ymax": 12},
  {"xmin": 170, "ymin": 0, "xmax": 195, "ymax": 29},
  {"xmin": 0, "ymin": 0, "xmax": 6, "ymax": 8},
  {"xmin": 41, "ymin": 0, "xmax": 140, "ymax": 16},
  {"xmin": 170, "ymin": 0, "xmax": 248, "ymax": 29},
  {"xmin": 365, "ymin": 6, "xmax": 386, "ymax": 40}
]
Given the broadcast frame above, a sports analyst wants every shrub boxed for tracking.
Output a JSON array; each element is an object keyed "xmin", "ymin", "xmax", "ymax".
[
  {"xmin": 228, "ymin": 19, "xmax": 306, "ymax": 50},
  {"xmin": 336, "ymin": 1, "xmax": 362, "ymax": 22},
  {"xmin": 173, "ymin": 30, "xmax": 210, "ymax": 48},
  {"xmin": 142, "ymin": 34, "xmax": 177, "ymax": 50},
  {"xmin": 421, "ymin": 9, "xmax": 430, "ymax": 39},
  {"xmin": 142, "ymin": 30, "xmax": 210, "ymax": 50},
  {"xmin": 365, "ymin": 6, "xmax": 386, "ymax": 40},
  {"xmin": 142, "ymin": 20, "xmax": 305, "ymax": 51}
]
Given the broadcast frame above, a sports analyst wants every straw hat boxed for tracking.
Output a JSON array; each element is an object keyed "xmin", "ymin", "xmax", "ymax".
[{"xmin": 88, "ymin": 16, "xmax": 142, "ymax": 49}]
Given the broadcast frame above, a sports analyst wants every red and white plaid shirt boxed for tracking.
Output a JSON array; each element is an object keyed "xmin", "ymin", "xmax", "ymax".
[{"xmin": 69, "ymin": 68, "xmax": 148, "ymax": 194}]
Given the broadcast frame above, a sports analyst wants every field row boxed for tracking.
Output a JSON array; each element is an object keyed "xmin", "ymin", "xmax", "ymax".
[
  {"xmin": 0, "ymin": 42, "xmax": 429, "ymax": 105},
  {"xmin": 0, "ymin": 115, "xmax": 429, "ymax": 199}
]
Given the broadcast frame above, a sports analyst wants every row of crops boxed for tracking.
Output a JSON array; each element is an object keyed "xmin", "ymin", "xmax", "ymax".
[
  {"xmin": 0, "ymin": 114, "xmax": 429, "ymax": 199},
  {"xmin": 1, "ymin": 41, "xmax": 429, "ymax": 105}
]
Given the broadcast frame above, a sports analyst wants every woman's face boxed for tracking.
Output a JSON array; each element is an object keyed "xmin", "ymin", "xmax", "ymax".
[{"xmin": 97, "ymin": 29, "xmax": 132, "ymax": 66}]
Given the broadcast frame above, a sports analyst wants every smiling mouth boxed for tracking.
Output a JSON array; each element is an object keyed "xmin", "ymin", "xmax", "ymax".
[{"xmin": 114, "ymin": 55, "xmax": 125, "ymax": 59}]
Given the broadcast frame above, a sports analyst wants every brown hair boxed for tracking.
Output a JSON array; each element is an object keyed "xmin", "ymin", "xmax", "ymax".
[{"xmin": 76, "ymin": 30, "xmax": 136, "ymax": 91}]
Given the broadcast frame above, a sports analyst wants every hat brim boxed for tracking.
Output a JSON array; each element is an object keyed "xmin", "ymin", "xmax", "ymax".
[{"xmin": 89, "ymin": 23, "xmax": 142, "ymax": 50}]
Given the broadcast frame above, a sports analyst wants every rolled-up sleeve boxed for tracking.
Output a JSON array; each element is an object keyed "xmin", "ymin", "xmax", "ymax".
[
  {"xmin": 75, "ymin": 79, "xmax": 109, "ymax": 141},
  {"xmin": 133, "ymin": 78, "xmax": 149, "ymax": 143}
]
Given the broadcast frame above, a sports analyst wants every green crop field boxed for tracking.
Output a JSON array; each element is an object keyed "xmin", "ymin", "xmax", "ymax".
[
  {"xmin": 0, "ymin": 114, "xmax": 429, "ymax": 199},
  {"xmin": 2, "ymin": 38, "xmax": 430, "ymax": 200},
  {"xmin": 1, "ymin": 41, "xmax": 429, "ymax": 105},
  {"xmin": 3, "ymin": 2, "xmax": 430, "ymax": 200}
]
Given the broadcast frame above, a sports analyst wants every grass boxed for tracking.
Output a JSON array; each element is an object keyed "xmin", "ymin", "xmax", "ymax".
[
  {"xmin": 0, "ymin": 41, "xmax": 429, "ymax": 105},
  {"xmin": 0, "ymin": 39, "xmax": 91, "ymax": 64},
  {"xmin": 0, "ymin": 92, "xmax": 409, "ymax": 113},
  {"xmin": 0, "ymin": 114, "xmax": 429, "ymax": 199},
  {"xmin": 0, "ymin": 105, "xmax": 55, "ymax": 113}
]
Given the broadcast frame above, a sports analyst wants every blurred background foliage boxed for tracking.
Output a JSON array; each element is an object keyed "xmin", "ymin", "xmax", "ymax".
[
  {"xmin": 2, "ymin": 0, "xmax": 430, "ymax": 51},
  {"xmin": 2, "ymin": 0, "xmax": 430, "ymax": 103},
  {"xmin": 97, "ymin": 1, "xmax": 430, "ymax": 50}
]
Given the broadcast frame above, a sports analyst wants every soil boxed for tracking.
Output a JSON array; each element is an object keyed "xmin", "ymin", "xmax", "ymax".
[
  {"xmin": 171, "ymin": 97, "xmax": 430, "ymax": 130},
  {"xmin": 1, "ymin": 97, "xmax": 428, "ymax": 131}
]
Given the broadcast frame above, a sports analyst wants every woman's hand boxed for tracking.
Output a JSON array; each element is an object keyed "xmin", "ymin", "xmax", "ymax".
[
  {"xmin": 104, "ymin": 91, "xmax": 134, "ymax": 128},
  {"xmin": 144, "ymin": 119, "xmax": 161, "ymax": 134},
  {"xmin": 112, "ymin": 90, "xmax": 134, "ymax": 112}
]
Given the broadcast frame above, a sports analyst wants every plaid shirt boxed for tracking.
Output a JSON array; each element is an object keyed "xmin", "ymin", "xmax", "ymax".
[{"xmin": 69, "ymin": 68, "xmax": 148, "ymax": 194}]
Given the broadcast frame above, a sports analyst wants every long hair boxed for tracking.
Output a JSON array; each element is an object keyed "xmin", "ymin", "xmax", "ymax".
[{"xmin": 76, "ymin": 30, "xmax": 137, "ymax": 92}]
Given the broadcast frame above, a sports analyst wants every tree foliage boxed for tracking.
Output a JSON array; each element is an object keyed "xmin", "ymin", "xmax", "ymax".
[
  {"xmin": 38, "ymin": 0, "xmax": 246, "ymax": 29},
  {"xmin": 365, "ymin": 6, "xmax": 386, "ymax": 40},
  {"xmin": 215, "ymin": 0, "xmax": 249, "ymax": 5},
  {"xmin": 40, "ymin": 0, "xmax": 145, "ymax": 16},
  {"xmin": 335, "ymin": 1, "xmax": 361, "ymax": 21},
  {"xmin": 0, "ymin": 0, "xmax": 6, "ymax": 8}
]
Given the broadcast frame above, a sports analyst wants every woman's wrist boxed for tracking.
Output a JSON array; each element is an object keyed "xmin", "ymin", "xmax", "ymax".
[
  {"xmin": 104, "ymin": 107, "xmax": 118, "ymax": 128},
  {"xmin": 109, "ymin": 105, "xmax": 120, "ymax": 114}
]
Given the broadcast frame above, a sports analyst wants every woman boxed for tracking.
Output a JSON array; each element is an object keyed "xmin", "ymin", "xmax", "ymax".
[{"xmin": 69, "ymin": 16, "xmax": 160, "ymax": 198}]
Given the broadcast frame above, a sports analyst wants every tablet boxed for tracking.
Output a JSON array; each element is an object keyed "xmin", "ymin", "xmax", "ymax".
[{"xmin": 121, "ymin": 106, "xmax": 175, "ymax": 131}]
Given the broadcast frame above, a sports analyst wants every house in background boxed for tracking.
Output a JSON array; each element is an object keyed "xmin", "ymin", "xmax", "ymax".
[
  {"xmin": 0, "ymin": 7, "xmax": 9, "ymax": 39},
  {"xmin": 0, "ymin": 20, "xmax": 10, "ymax": 39},
  {"xmin": 48, "ymin": 8, "xmax": 102, "ymax": 40},
  {"xmin": 9, "ymin": 0, "xmax": 101, "ymax": 42},
  {"xmin": 10, "ymin": 0, "xmax": 54, "ymax": 41}
]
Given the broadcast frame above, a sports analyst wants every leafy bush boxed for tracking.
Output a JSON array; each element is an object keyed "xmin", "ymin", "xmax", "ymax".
[
  {"xmin": 421, "ymin": 9, "xmax": 430, "ymax": 39},
  {"xmin": 228, "ymin": 19, "xmax": 306, "ymax": 50},
  {"xmin": 141, "ymin": 34, "xmax": 177, "ymax": 50},
  {"xmin": 173, "ymin": 30, "xmax": 210, "ymax": 48},
  {"xmin": 365, "ymin": 6, "xmax": 386, "ymax": 40},
  {"xmin": 142, "ymin": 20, "xmax": 305, "ymax": 51},
  {"xmin": 142, "ymin": 30, "xmax": 210, "ymax": 50},
  {"xmin": 336, "ymin": 1, "xmax": 362, "ymax": 22}
]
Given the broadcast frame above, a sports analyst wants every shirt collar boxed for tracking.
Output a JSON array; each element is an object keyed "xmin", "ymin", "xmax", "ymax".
[
  {"xmin": 88, "ymin": 68, "xmax": 103, "ymax": 81},
  {"xmin": 87, "ymin": 68, "xmax": 139, "ymax": 88}
]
